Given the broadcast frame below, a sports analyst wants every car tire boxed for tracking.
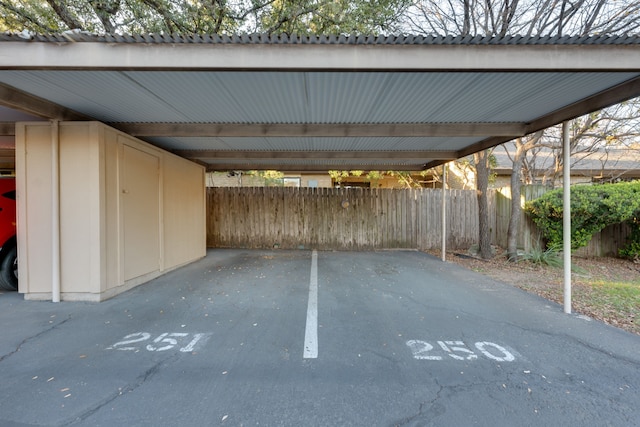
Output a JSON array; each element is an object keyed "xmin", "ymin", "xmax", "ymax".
[{"xmin": 0, "ymin": 245, "xmax": 18, "ymax": 291}]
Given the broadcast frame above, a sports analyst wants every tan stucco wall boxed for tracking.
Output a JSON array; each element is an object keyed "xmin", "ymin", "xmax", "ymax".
[
  {"xmin": 16, "ymin": 122, "xmax": 205, "ymax": 301},
  {"xmin": 15, "ymin": 124, "xmax": 53, "ymax": 295},
  {"xmin": 163, "ymin": 154, "xmax": 206, "ymax": 268}
]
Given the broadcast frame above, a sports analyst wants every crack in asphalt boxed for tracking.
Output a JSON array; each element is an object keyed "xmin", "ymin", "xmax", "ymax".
[
  {"xmin": 389, "ymin": 377, "xmax": 516, "ymax": 427},
  {"xmin": 63, "ymin": 354, "xmax": 178, "ymax": 426},
  {"xmin": 500, "ymin": 322, "xmax": 640, "ymax": 367},
  {"xmin": 390, "ymin": 380, "xmax": 446, "ymax": 427},
  {"xmin": 0, "ymin": 317, "xmax": 72, "ymax": 363}
]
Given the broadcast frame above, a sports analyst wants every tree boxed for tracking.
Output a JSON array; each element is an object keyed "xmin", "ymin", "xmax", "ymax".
[
  {"xmin": 0, "ymin": 0, "xmax": 224, "ymax": 33},
  {"xmin": 474, "ymin": 149, "xmax": 493, "ymax": 258},
  {"xmin": 402, "ymin": 1, "xmax": 640, "ymax": 37},
  {"xmin": 0, "ymin": 0, "xmax": 411, "ymax": 34},
  {"xmin": 505, "ymin": 131, "xmax": 543, "ymax": 260},
  {"xmin": 544, "ymin": 100, "xmax": 640, "ymax": 187},
  {"xmin": 403, "ymin": 0, "xmax": 640, "ymax": 260},
  {"xmin": 328, "ymin": 170, "xmax": 434, "ymax": 188},
  {"xmin": 255, "ymin": 0, "xmax": 410, "ymax": 34},
  {"xmin": 502, "ymin": 99, "xmax": 640, "ymax": 187}
]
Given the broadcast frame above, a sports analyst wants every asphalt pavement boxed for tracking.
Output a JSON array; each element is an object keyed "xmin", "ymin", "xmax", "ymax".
[{"xmin": 1, "ymin": 249, "xmax": 639, "ymax": 426}]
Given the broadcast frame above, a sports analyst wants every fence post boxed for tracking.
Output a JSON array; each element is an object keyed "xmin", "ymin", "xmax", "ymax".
[{"xmin": 441, "ymin": 163, "xmax": 447, "ymax": 261}]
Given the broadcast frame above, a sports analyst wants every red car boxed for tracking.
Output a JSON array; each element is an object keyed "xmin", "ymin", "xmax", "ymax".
[{"xmin": 0, "ymin": 177, "xmax": 17, "ymax": 291}]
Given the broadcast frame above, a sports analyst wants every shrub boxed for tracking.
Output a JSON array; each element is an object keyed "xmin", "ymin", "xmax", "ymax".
[
  {"xmin": 517, "ymin": 245, "xmax": 563, "ymax": 268},
  {"xmin": 618, "ymin": 217, "xmax": 640, "ymax": 260},
  {"xmin": 524, "ymin": 181, "xmax": 640, "ymax": 258}
]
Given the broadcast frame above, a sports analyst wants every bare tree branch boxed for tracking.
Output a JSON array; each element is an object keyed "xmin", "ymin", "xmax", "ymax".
[{"xmin": 88, "ymin": 0, "xmax": 120, "ymax": 33}]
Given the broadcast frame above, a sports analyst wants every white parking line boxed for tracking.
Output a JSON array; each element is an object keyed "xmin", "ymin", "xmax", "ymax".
[{"xmin": 303, "ymin": 250, "xmax": 318, "ymax": 359}]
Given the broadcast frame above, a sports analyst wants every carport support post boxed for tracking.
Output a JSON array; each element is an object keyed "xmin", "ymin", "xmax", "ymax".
[
  {"xmin": 562, "ymin": 121, "xmax": 572, "ymax": 314},
  {"xmin": 51, "ymin": 120, "xmax": 61, "ymax": 303},
  {"xmin": 441, "ymin": 162, "xmax": 447, "ymax": 262}
]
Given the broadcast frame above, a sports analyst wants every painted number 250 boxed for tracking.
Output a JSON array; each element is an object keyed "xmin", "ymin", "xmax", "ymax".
[
  {"xmin": 107, "ymin": 332, "xmax": 210, "ymax": 352},
  {"xmin": 406, "ymin": 340, "xmax": 516, "ymax": 362}
]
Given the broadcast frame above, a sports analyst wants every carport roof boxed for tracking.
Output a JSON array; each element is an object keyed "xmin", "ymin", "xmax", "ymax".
[{"xmin": 1, "ymin": 33, "xmax": 640, "ymax": 171}]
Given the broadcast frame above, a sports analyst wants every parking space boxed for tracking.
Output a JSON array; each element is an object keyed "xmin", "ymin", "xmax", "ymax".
[{"xmin": 1, "ymin": 249, "xmax": 639, "ymax": 426}]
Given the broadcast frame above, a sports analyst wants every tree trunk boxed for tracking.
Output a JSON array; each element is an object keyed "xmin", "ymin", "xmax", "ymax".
[
  {"xmin": 474, "ymin": 150, "xmax": 493, "ymax": 259},
  {"xmin": 506, "ymin": 131, "xmax": 543, "ymax": 260},
  {"xmin": 507, "ymin": 141, "xmax": 525, "ymax": 261}
]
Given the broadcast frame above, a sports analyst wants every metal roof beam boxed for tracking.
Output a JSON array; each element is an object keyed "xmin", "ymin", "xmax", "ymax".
[
  {"xmin": 177, "ymin": 150, "xmax": 457, "ymax": 160},
  {"xmin": 0, "ymin": 83, "xmax": 89, "ymax": 121},
  {"xmin": 118, "ymin": 123, "xmax": 525, "ymax": 138},
  {"xmin": 205, "ymin": 163, "xmax": 428, "ymax": 172},
  {"xmin": 2, "ymin": 43, "xmax": 640, "ymax": 71}
]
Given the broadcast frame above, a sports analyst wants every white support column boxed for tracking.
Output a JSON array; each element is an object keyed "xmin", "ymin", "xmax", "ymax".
[
  {"xmin": 51, "ymin": 120, "xmax": 61, "ymax": 303},
  {"xmin": 562, "ymin": 122, "xmax": 572, "ymax": 314},
  {"xmin": 441, "ymin": 163, "xmax": 447, "ymax": 262}
]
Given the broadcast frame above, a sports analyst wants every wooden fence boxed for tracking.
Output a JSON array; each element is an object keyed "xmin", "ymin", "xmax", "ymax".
[
  {"xmin": 207, "ymin": 186, "xmax": 631, "ymax": 255},
  {"xmin": 207, "ymin": 187, "xmax": 478, "ymax": 251}
]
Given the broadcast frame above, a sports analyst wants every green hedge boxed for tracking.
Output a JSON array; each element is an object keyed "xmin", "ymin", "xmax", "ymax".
[{"xmin": 524, "ymin": 181, "xmax": 640, "ymax": 258}]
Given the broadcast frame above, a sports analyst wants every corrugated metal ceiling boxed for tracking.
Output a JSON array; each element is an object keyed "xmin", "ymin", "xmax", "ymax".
[
  {"xmin": 1, "ymin": 71, "xmax": 636, "ymax": 125},
  {"xmin": 1, "ymin": 33, "xmax": 640, "ymax": 171}
]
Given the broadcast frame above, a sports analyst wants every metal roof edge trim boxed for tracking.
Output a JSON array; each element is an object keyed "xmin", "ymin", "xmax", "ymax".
[{"xmin": 2, "ymin": 32, "xmax": 640, "ymax": 45}]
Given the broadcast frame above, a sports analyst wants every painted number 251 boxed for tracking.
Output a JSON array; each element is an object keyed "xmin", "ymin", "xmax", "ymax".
[{"xmin": 107, "ymin": 332, "xmax": 211, "ymax": 352}]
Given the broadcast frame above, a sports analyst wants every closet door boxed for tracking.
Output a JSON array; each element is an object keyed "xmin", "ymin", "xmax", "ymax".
[{"xmin": 122, "ymin": 145, "xmax": 160, "ymax": 281}]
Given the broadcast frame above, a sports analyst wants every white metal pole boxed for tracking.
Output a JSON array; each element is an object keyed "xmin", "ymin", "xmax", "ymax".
[
  {"xmin": 441, "ymin": 163, "xmax": 447, "ymax": 262},
  {"xmin": 51, "ymin": 120, "xmax": 61, "ymax": 303},
  {"xmin": 562, "ymin": 122, "xmax": 572, "ymax": 314}
]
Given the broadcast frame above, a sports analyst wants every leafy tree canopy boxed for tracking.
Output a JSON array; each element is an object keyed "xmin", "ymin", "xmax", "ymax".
[
  {"xmin": 0, "ymin": 0, "xmax": 411, "ymax": 34},
  {"xmin": 329, "ymin": 170, "xmax": 434, "ymax": 188}
]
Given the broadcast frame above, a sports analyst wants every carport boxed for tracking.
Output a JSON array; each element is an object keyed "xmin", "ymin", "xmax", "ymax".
[{"xmin": 1, "ymin": 33, "xmax": 640, "ymax": 303}]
